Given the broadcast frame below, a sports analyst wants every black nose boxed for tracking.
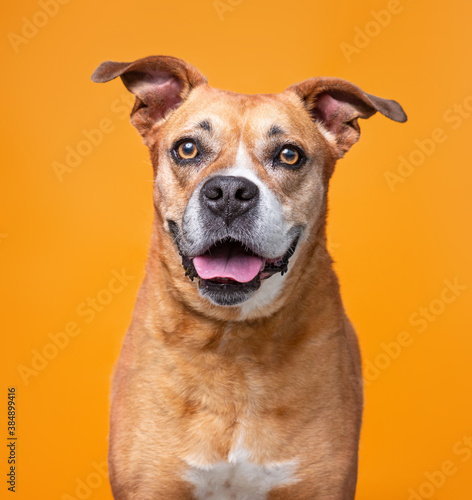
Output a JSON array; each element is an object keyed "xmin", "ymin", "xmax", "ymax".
[{"xmin": 200, "ymin": 175, "xmax": 259, "ymax": 224}]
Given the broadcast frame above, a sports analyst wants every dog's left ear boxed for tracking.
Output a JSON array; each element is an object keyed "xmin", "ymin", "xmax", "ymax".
[
  {"xmin": 286, "ymin": 77, "xmax": 407, "ymax": 158},
  {"xmin": 91, "ymin": 55, "xmax": 207, "ymax": 142}
]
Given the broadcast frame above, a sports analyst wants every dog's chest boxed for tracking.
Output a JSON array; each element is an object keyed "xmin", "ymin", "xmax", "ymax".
[{"xmin": 184, "ymin": 442, "xmax": 298, "ymax": 500}]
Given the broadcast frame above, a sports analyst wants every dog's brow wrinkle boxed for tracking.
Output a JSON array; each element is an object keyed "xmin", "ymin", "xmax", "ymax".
[
  {"xmin": 268, "ymin": 125, "xmax": 285, "ymax": 137},
  {"xmin": 197, "ymin": 120, "xmax": 212, "ymax": 132}
]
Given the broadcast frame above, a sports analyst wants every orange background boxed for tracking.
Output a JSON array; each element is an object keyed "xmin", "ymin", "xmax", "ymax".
[{"xmin": 1, "ymin": 0, "xmax": 472, "ymax": 498}]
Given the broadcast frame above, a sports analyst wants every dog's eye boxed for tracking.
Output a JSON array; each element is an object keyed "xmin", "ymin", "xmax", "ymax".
[
  {"xmin": 279, "ymin": 147, "xmax": 299, "ymax": 165},
  {"xmin": 276, "ymin": 145, "xmax": 304, "ymax": 168},
  {"xmin": 176, "ymin": 140, "xmax": 198, "ymax": 160}
]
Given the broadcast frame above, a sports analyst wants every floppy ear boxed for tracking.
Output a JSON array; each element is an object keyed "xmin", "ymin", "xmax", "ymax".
[
  {"xmin": 91, "ymin": 55, "xmax": 207, "ymax": 140},
  {"xmin": 286, "ymin": 77, "xmax": 407, "ymax": 158}
]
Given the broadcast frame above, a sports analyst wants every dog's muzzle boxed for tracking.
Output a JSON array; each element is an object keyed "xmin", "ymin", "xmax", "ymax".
[
  {"xmin": 179, "ymin": 236, "xmax": 299, "ymax": 305},
  {"xmin": 170, "ymin": 175, "xmax": 301, "ymax": 306}
]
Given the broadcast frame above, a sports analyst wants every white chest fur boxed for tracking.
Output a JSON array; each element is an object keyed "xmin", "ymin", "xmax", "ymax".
[{"xmin": 184, "ymin": 445, "xmax": 298, "ymax": 500}]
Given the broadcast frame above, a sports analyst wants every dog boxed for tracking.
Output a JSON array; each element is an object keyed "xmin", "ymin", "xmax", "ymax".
[{"xmin": 91, "ymin": 55, "xmax": 406, "ymax": 499}]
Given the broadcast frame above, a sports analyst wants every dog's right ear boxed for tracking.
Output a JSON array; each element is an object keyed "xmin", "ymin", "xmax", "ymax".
[
  {"xmin": 286, "ymin": 77, "xmax": 407, "ymax": 159},
  {"xmin": 91, "ymin": 55, "xmax": 207, "ymax": 141}
]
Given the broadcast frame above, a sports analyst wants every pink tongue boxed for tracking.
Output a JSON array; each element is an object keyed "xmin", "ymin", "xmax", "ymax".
[{"xmin": 193, "ymin": 242, "xmax": 264, "ymax": 283}]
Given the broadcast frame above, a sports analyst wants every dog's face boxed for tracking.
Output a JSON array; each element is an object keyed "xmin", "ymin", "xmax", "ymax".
[
  {"xmin": 92, "ymin": 56, "xmax": 406, "ymax": 313},
  {"xmin": 154, "ymin": 86, "xmax": 330, "ymax": 307}
]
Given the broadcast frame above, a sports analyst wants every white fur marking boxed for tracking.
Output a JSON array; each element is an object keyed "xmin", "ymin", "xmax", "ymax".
[
  {"xmin": 315, "ymin": 119, "xmax": 337, "ymax": 144},
  {"xmin": 239, "ymin": 272, "xmax": 286, "ymax": 318},
  {"xmin": 225, "ymin": 143, "xmax": 293, "ymax": 260},
  {"xmin": 238, "ymin": 239, "xmax": 304, "ymax": 320},
  {"xmin": 185, "ymin": 447, "xmax": 298, "ymax": 500}
]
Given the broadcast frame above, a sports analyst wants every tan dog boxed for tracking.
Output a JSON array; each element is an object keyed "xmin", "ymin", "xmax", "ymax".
[{"xmin": 91, "ymin": 56, "xmax": 406, "ymax": 500}]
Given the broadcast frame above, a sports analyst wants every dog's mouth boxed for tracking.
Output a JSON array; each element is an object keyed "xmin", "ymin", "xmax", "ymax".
[{"xmin": 180, "ymin": 236, "xmax": 299, "ymax": 300}]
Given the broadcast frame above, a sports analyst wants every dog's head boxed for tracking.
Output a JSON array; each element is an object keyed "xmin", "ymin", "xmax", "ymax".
[{"xmin": 92, "ymin": 56, "xmax": 406, "ymax": 317}]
